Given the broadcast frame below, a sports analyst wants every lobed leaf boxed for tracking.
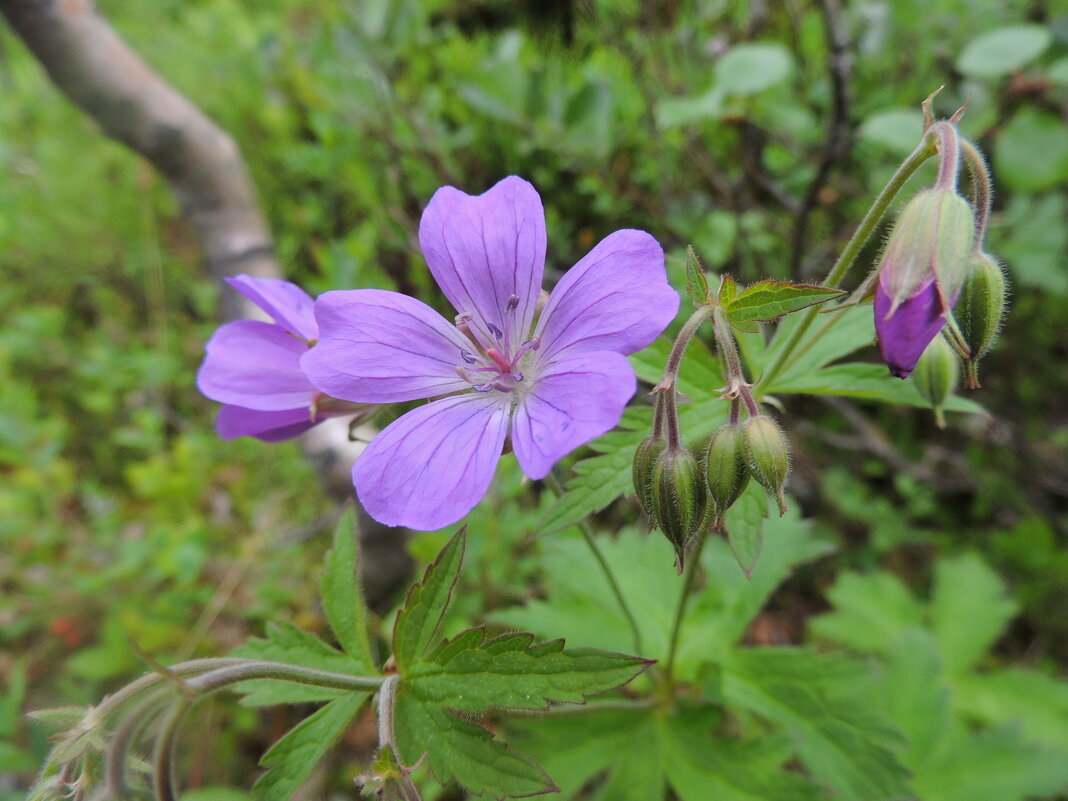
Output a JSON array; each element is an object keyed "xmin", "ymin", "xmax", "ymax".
[
  {"xmin": 320, "ymin": 507, "xmax": 376, "ymax": 671},
  {"xmin": 392, "ymin": 527, "xmax": 466, "ymax": 671},
  {"xmin": 232, "ymin": 622, "xmax": 369, "ymax": 706},
  {"xmin": 393, "ymin": 689, "xmax": 556, "ymax": 798},
  {"xmin": 723, "ymin": 280, "xmax": 845, "ymax": 328},
  {"xmin": 253, "ymin": 693, "xmax": 368, "ymax": 801},
  {"xmin": 405, "ymin": 627, "xmax": 653, "ymax": 713}
]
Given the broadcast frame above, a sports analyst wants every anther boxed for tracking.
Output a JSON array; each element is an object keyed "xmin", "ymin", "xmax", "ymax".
[
  {"xmin": 487, "ymin": 322, "xmax": 504, "ymax": 340},
  {"xmin": 506, "ymin": 294, "xmax": 520, "ymax": 313}
]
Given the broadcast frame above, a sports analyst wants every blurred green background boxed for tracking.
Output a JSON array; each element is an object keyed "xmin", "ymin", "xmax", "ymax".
[{"xmin": 2, "ymin": 0, "xmax": 1067, "ymax": 797}]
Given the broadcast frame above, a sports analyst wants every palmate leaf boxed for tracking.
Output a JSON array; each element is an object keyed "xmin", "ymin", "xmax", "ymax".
[
  {"xmin": 253, "ymin": 693, "xmax": 368, "ymax": 800},
  {"xmin": 722, "ymin": 648, "xmax": 910, "ymax": 801},
  {"xmin": 390, "ymin": 528, "xmax": 652, "ymax": 799},
  {"xmin": 393, "ymin": 690, "xmax": 556, "ymax": 798}
]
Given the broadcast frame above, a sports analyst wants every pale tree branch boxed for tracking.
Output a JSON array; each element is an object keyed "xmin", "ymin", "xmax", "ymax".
[{"xmin": 1, "ymin": 0, "xmax": 411, "ymax": 603}]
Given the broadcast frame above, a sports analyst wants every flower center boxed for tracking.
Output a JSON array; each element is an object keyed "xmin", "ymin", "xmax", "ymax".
[{"xmin": 453, "ymin": 295, "xmax": 540, "ymax": 394}]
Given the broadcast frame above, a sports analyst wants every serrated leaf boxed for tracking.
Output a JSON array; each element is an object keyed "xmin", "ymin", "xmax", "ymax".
[
  {"xmin": 879, "ymin": 628, "xmax": 951, "ymax": 771},
  {"xmin": 955, "ymin": 668, "xmax": 1068, "ymax": 752},
  {"xmin": 723, "ymin": 483, "xmax": 768, "ymax": 577},
  {"xmin": 913, "ymin": 724, "xmax": 1068, "ymax": 801},
  {"xmin": 405, "ymin": 627, "xmax": 652, "ymax": 712},
  {"xmin": 663, "ymin": 706, "xmax": 824, "ymax": 801},
  {"xmin": 505, "ymin": 708, "xmax": 658, "ymax": 799},
  {"xmin": 724, "ymin": 280, "xmax": 845, "ymax": 327},
  {"xmin": 809, "ymin": 571, "xmax": 925, "ymax": 655},
  {"xmin": 722, "ymin": 648, "xmax": 910, "ymax": 801},
  {"xmin": 233, "ymin": 622, "xmax": 370, "ymax": 706},
  {"xmin": 685, "ymin": 245, "xmax": 710, "ymax": 305},
  {"xmin": 321, "ymin": 507, "xmax": 375, "ymax": 670},
  {"xmin": 930, "ymin": 554, "xmax": 1018, "ymax": 674},
  {"xmin": 392, "ymin": 528, "xmax": 466, "ymax": 670},
  {"xmin": 253, "ymin": 693, "xmax": 367, "ymax": 801},
  {"xmin": 393, "ymin": 689, "xmax": 555, "ymax": 798}
]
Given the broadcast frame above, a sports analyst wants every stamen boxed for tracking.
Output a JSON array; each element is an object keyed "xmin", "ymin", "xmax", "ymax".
[
  {"xmin": 509, "ymin": 336, "xmax": 541, "ymax": 369},
  {"xmin": 459, "ymin": 349, "xmax": 478, "ymax": 365},
  {"xmin": 506, "ymin": 294, "xmax": 520, "ymax": 312},
  {"xmin": 455, "ymin": 312, "xmax": 492, "ymax": 352},
  {"xmin": 487, "ymin": 322, "xmax": 504, "ymax": 340}
]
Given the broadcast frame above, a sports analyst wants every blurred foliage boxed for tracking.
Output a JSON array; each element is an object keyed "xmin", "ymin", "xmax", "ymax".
[{"xmin": 1, "ymin": 0, "xmax": 1067, "ymax": 797}]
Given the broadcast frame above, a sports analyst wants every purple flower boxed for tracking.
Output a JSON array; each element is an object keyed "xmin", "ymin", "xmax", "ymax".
[
  {"xmin": 197, "ymin": 275, "xmax": 335, "ymax": 442},
  {"xmin": 872, "ymin": 188, "xmax": 975, "ymax": 379},
  {"xmin": 301, "ymin": 176, "xmax": 679, "ymax": 530}
]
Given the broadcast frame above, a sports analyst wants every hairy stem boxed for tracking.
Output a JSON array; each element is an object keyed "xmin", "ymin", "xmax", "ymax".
[
  {"xmin": 544, "ymin": 472, "xmax": 644, "ymax": 655},
  {"xmin": 757, "ymin": 134, "xmax": 938, "ymax": 394},
  {"xmin": 153, "ymin": 701, "xmax": 190, "ymax": 801},
  {"xmin": 664, "ymin": 533, "xmax": 709, "ymax": 685},
  {"xmin": 959, "ymin": 137, "xmax": 993, "ymax": 251}
]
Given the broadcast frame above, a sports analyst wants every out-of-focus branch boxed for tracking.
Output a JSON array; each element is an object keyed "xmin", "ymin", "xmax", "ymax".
[
  {"xmin": 1, "ymin": 0, "xmax": 276, "ymax": 321},
  {"xmin": 1, "ymin": 0, "xmax": 410, "ymax": 601},
  {"xmin": 789, "ymin": 0, "xmax": 853, "ymax": 280}
]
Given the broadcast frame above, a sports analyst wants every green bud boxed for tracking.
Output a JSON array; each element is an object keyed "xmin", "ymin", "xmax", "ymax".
[
  {"xmin": 742, "ymin": 415, "xmax": 790, "ymax": 516},
  {"xmin": 632, "ymin": 434, "xmax": 666, "ymax": 518},
  {"xmin": 704, "ymin": 423, "xmax": 750, "ymax": 529},
  {"xmin": 879, "ymin": 188, "xmax": 975, "ymax": 311},
  {"xmin": 956, "ymin": 251, "xmax": 1007, "ymax": 389},
  {"xmin": 912, "ymin": 335, "xmax": 959, "ymax": 428},
  {"xmin": 651, "ymin": 446, "xmax": 707, "ymax": 571}
]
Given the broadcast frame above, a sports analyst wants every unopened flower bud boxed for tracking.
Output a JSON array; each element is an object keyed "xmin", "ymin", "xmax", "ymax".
[
  {"xmin": 651, "ymin": 446, "xmax": 707, "ymax": 570},
  {"xmin": 955, "ymin": 251, "xmax": 1007, "ymax": 389},
  {"xmin": 878, "ymin": 188, "xmax": 975, "ymax": 311},
  {"xmin": 632, "ymin": 434, "xmax": 666, "ymax": 518},
  {"xmin": 704, "ymin": 423, "xmax": 750, "ymax": 529},
  {"xmin": 742, "ymin": 415, "xmax": 790, "ymax": 516},
  {"xmin": 912, "ymin": 335, "xmax": 959, "ymax": 429}
]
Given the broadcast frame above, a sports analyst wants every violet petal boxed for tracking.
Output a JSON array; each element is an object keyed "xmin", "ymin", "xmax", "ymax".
[
  {"xmin": 216, "ymin": 405, "xmax": 317, "ymax": 442},
  {"xmin": 352, "ymin": 394, "xmax": 510, "ymax": 530},
  {"xmin": 301, "ymin": 289, "xmax": 472, "ymax": 404},
  {"xmin": 874, "ymin": 278, "xmax": 947, "ymax": 379},
  {"xmin": 197, "ymin": 320, "xmax": 313, "ymax": 410},
  {"xmin": 512, "ymin": 351, "xmax": 636, "ymax": 480},
  {"xmin": 418, "ymin": 176, "xmax": 545, "ymax": 346},
  {"xmin": 225, "ymin": 275, "xmax": 318, "ymax": 341},
  {"xmin": 534, "ymin": 229, "xmax": 678, "ymax": 361}
]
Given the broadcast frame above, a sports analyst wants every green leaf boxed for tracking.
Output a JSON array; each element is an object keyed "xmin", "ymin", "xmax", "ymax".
[
  {"xmin": 393, "ymin": 689, "xmax": 555, "ymax": 798},
  {"xmin": 995, "ymin": 108, "xmax": 1068, "ymax": 193},
  {"xmin": 392, "ymin": 528, "xmax": 466, "ymax": 670},
  {"xmin": 655, "ymin": 88, "xmax": 725, "ymax": 129},
  {"xmin": 912, "ymin": 725, "xmax": 1068, "ymax": 801},
  {"xmin": 809, "ymin": 571, "xmax": 925, "ymax": 655},
  {"xmin": 253, "ymin": 693, "xmax": 367, "ymax": 801},
  {"xmin": 320, "ymin": 507, "xmax": 375, "ymax": 670},
  {"xmin": 769, "ymin": 361, "xmax": 985, "ymax": 412},
  {"xmin": 955, "ymin": 668, "xmax": 1068, "ymax": 751},
  {"xmin": 685, "ymin": 245, "xmax": 710, "ymax": 305},
  {"xmin": 233, "ymin": 622, "xmax": 369, "ymax": 706},
  {"xmin": 506, "ymin": 708, "xmax": 660, "ymax": 800},
  {"xmin": 724, "ymin": 280, "xmax": 845, "ymax": 329},
  {"xmin": 858, "ymin": 108, "xmax": 924, "ymax": 155},
  {"xmin": 722, "ymin": 649, "xmax": 910, "ymax": 801},
  {"xmin": 718, "ymin": 274, "xmax": 738, "ymax": 306},
  {"xmin": 957, "ymin": 25, "xmax": 1052, "ymax": 79},
  {"xmin": 663, "ymin": 706, "xmax": 824, "ymax": 801},
  {"xmin": 995, "ymin": 194, "xmax": 1068, "ymax": 294},
  {"xmin": 715, "ymin": 43, "xmax": 793, "ymax": 96},
  {"xmin": 723, "ymin": 482, "xmax": 767, "ymax": 577},
  {"xmin": 878, "ymin": 628, "xmax": 951, "ymax": 772},
  {"xmin": 405, "ymin": 627, "xmax": 652, "ymax": 712},
  {"xmin": 26, "ymin": 706, "xmax": 89, "ymax": 733},
  {"xmin": 930, "ymin": 554, "xmax": 1017, "ymax": 674}
]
